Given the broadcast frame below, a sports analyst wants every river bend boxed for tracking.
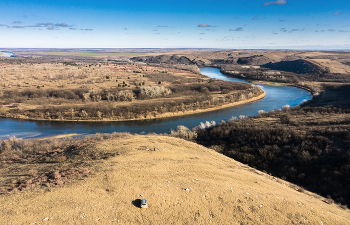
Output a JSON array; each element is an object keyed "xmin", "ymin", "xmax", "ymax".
[{"xmin": 0, "ymin": 67, "xmax": 311, "ymax": 139}]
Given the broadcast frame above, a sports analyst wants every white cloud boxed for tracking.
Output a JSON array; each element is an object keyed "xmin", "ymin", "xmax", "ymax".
[
  {"xmin": 262, "ymin": 0, "xmax": 287, "ymax": 6},
  {"xmin": 198, "ymin": 24, "xmax": 212, "ymax": 27},
  {"xmin": 229, "ymin": 27, "xmax": 243, "ymax": 31},
  {"xmin": 55, "ymin": 23, "xmax": 69, "ymax": 27},
  {"xmin": 334, "ymin": 11, "xmax": 347, "ymax": 15},
  {"xmin": 8, "ymin": 26, "xmax": 26, "ymax": 28}
]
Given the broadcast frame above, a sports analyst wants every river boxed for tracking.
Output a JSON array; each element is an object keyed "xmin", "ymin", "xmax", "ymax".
[
  {"xmin": 0, "ymin": 52, "xmax": 14, "ymax": 57},
  {"xmin": 0, "ymin": 67, "xmax": 312, "ymax": 139}
]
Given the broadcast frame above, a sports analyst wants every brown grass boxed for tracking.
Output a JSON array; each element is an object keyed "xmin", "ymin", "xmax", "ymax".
[
  {"xmin": 32, "ymin": 52, "xmax": 146, "ymax": 57},
  {"xmin": 0, "ymin": 63, "xmax": 168, "ymax": 91},
  {"xmin": 0, "ymin": 135, "xmax": 349, "ymax": 224}
]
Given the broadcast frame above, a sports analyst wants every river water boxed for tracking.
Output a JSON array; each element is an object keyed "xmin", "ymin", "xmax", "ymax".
[
  {"xmin": 0, "ymin": 52, "xmax": 13, "ymax": 57},
  {"xmin": 0, "ymin": 67, "xmax": 312, "ymax": 139}
]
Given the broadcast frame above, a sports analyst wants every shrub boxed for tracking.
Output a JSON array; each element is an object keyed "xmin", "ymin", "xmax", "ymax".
[
  {"xmin": 282, "ymin": 105, "xmax": 291, "ymax": 110},
  {"xmin": 170, "ymin": 126, "xmax": 197, "ymax": 140},
  {"xmin": 116, "ymin": 90, "xmax": 133, "ymax": 101},
  {"xmin": 139, "ymin": 86, "xmax": 172, "ymax": 99}
]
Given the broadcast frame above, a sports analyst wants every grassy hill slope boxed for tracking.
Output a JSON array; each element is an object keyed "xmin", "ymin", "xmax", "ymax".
[{"xmin": 1, "ymin": 135, "xmax": 349, "ymax": 224}]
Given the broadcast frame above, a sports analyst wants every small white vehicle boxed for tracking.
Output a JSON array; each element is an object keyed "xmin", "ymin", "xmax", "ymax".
[{"xmin": 141, "ymin": 198, "xmax": 148, "ymax": 208}]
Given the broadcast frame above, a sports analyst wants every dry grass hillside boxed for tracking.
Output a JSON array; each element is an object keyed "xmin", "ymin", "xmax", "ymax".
[{"xmin": 1, "ymin": 135, "xmax": 349, "ymax": 224}]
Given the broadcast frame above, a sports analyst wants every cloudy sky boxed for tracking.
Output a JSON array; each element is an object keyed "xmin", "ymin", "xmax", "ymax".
[{"xmin": 0, "ymin": 0, "xmax": 349, "ymax": 49}]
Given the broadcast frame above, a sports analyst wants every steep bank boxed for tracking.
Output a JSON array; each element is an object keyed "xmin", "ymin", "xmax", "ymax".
[{"xmin": 302, "ymin": 84, "xmax": 350, "ymax": 110}]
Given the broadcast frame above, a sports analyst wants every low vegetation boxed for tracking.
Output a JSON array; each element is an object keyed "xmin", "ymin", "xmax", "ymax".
[
  {"xmin": 32, "ymin": 52, "xmax": 146, "ymax": 57},
  {"xmin": 0, "ymin": 132, "xmax": 126, "ymax": 195}
]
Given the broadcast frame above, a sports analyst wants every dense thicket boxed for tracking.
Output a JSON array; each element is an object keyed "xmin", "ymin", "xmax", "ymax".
[
  {"xmin": 170, "ymin": 80, "xmax": 251, "ymax": 94},
  {"xmin": 195, "ymin": 106, "xmax": 350, "ymax": 206}
]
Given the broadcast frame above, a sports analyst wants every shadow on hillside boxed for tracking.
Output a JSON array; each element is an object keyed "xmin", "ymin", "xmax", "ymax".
[
  {"xmin": 132, "ymin": 199, "xmax": 141, "ymax": 208},
  {"xmin": 302, "ymin": 84, "xmax": 350, "ymax": 110},
  {"xmin": 261, "ymin": 59, "xmax": 324, "ymax": 74}
]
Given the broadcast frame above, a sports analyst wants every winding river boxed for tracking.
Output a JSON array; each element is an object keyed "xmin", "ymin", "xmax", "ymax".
[{"xmin": 0, "ymin": 67, "xmax": 312, "ymax": 139}]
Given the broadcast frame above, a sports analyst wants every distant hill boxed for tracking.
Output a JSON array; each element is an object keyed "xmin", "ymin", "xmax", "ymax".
[
  {"xmin": 261, "ymin": 59, "xmax": 326, "ymax": 75},
  {"xmin": 237, "ymin": 55, "xmax": 271, "ymax": 65},
  {"xmin": 131, "ymin": 54, "xmax": 195, "ymax": 65}
]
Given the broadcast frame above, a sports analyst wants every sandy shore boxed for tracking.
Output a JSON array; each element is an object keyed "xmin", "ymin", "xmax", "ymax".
[
  {"xmin": 220, "ymin": 69, "xmax": 315, "ymax": 95},
  {"xmin": 251, "ymin": 80, "xmax": 315, "ymax": 95},
  {"xmin": 35, "ymin": 133, "xmax": 80, "ymax": 140},
  {"xmin": 145, "ymin": 91, "xmax": 267, "ymax": 121}
]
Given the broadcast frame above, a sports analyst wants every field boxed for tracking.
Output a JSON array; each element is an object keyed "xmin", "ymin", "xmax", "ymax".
[
  {"xmin": 1, "ymin": 134, "xmax": 349, "ymax": 224},
  {"xmin": 33, "ymin": 52, "xmax": 146, "ymax": 57},
  {"xmin": 0, "ymin": 57, "xmax": 263, "ymax": 121}
]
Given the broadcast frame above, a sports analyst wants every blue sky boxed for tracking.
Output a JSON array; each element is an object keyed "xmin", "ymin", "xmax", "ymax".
[{"xmin": 0, "ymin": 0, "xmax": 349, "ymax": 49}]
